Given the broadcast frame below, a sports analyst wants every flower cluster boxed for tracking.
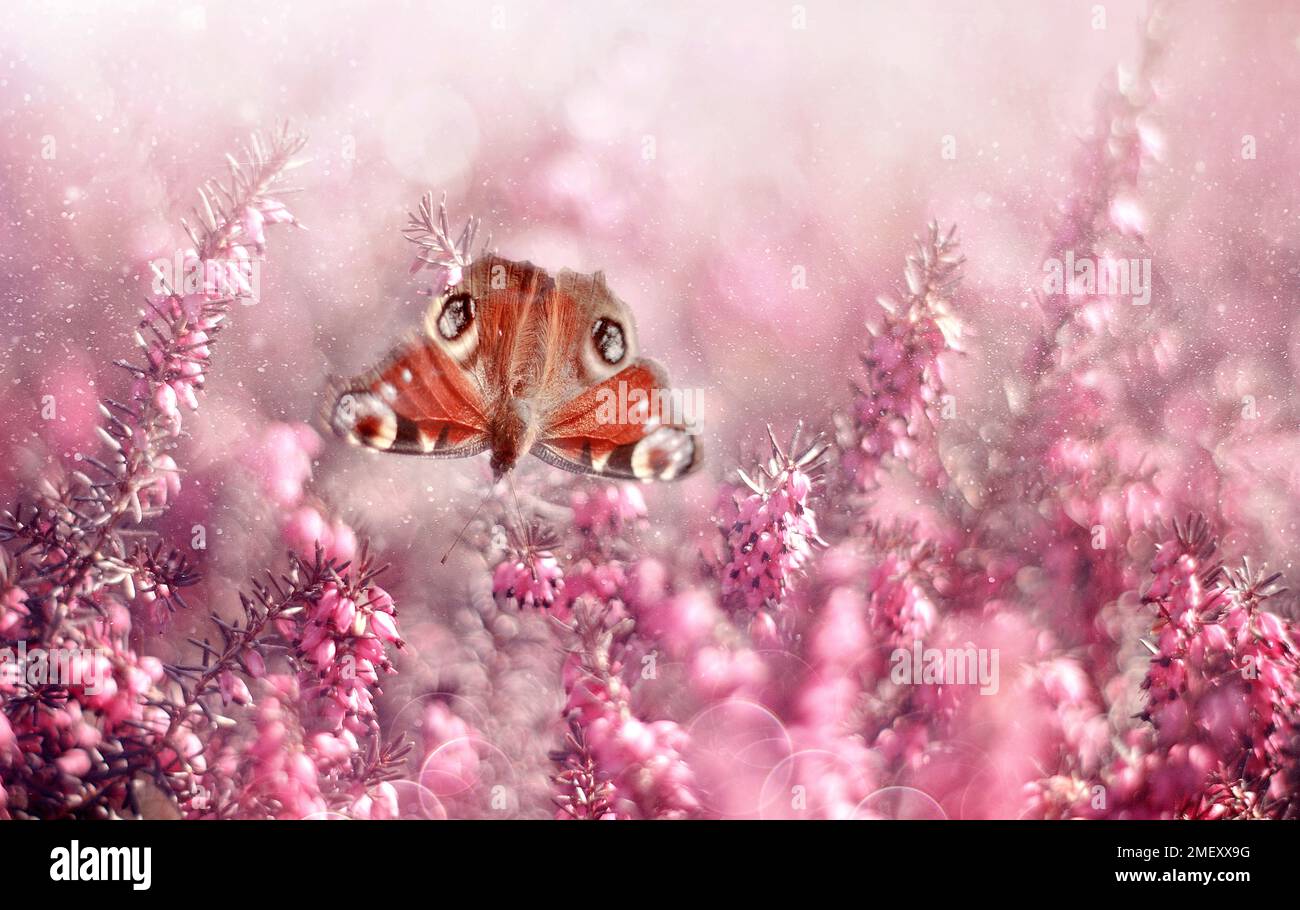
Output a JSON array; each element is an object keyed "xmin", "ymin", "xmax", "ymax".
[
  {"xmin": 0, "ymin": 595, "xmax": 173, "ymax": 819},
  {"xmin": 838, "ymin": 222, "xmax": 963, "ymax": 491},
  {"xmin": 556, "ymin": 599, "xmax": 698, "ymax": 818},
  {"xmin": 173, "ymin": 546, "xmax": 407, "ymax": 819},
  {"xmin": 294, "ymin": 579, "xmax": 403, "ymax": 737},
  {"xmin": 1125, "ymin": 516, "xmax": 1300, "ymax": 816},
  {"xmin": 720, "ymin": 425, "xmax": 828, "ymax": 617},
  {"xmin": 493, "ymin": 523, "xmax": 566, "ymax": 611},
  {"xmin": 552, "ymin": 722, "xmax": 617, "ymax": 820}
]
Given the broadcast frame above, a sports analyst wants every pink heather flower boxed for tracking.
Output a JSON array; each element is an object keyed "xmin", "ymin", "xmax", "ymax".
[
  {"xmin": 243, "ymin": 648, "xmax": 266, "ymax": 679},
  {"xmin": 0, "ymin": 586, "xmax": 29, "ymax": 637},
  {"xmin": 1180, "ymin": 773, "xmax": 1273, "ymax": 820},
  {"xmin": 218, "ymin": 669, "xmax": 254, "ymax": 707},
  {"xmin": 282, "ymin": 505, "xmax": 357, "ymax": 563},
  {"xmin": 241, "ymin": 198, "xmax": 297, "ymax": 253},
  {"xmin": 721, "ymin": 426, "xmax": 827, "ymax": 614},
  {"xmin": 419, "ymin": 702, "xmax": 482, "ymax": 804},
  {"xmin": 554, "ymin": 724, "xmax": 619, "ymax": 820},
  {"xmin": 405, "ymin": 193, "xmax": 480, "ymax": 293},
  {"xmin": 172, "ymin": 245, "xmax": 255, "ymax": 299},
  {"xmin": 810, "ymin": 586, "xmax": 870, "ymax": 669},
  {"xmin": 350, "ymin": 781, "xmax": 400, "ymax": 820},
  {"xmin": 494, "ymin": 549, "xmax": 564, "ymax": 610},
  {"xmin": 1018, "ymin": 658, "xmax": 1110, "ymax": 803},
  {"xmin": 242, "ymin": 206, "xmax": 267, "ymax": 251},
  {"xmin": 153, "ymin": 382, "xmax": 181, "ymax": 433},
  {"xmin": 0, "ymin": 713, "xmax": 15, "ymax": 756},
  {"xmin": 294, "ymin": 582, "xmax": 401, "ymax": 737},
  {"xmin": 572, "ymin": 483, "xmax": 647, "ymax": 536},
  {"xmin": 863, "ymin": 551, "xmax": 939, "ymax": 679},
  {"xmin": 408, "ymin": 262, "xmax": 461, "ymax": 298},
  {"xmin": 138, "ymin": 453, "xmax": 181, "ymax": 511},
  {"xmin": 556, "ymin": 560, "xmax": 627, "ymax": 620},
  {"xmin": 1118, "ymin": 515, "xmax": 1300, "ymax": 815},
  {"xmin": 635, "ymin": 588, "xmax": 721, "ymax": 658},
  {"xmin": 839, "ymin": 223, "xmax": 961, "ymax": 491},
  {"xmin": 420, "ymin": 701, "xmax": 475, "ymax": 758},
  {"xmin": 240, "ymin": 691, "xmax": 328, "ymax": 819},
  {"xmin": 559, "ymin": 601, "xmax": 699, "ymax": 818},
  {"xmin": 689, "ymin": 645, "xmax": 768, "ymax": 697},
  {"xmin": 1022, "ymin": 774, "xmax": 1099, "ymax": 821}
]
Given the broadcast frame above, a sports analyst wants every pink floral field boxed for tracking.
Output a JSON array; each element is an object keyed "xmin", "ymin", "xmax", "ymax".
[{"xmin": 2, "ymin": 0, "xmax": 1300, "ymax": 820}]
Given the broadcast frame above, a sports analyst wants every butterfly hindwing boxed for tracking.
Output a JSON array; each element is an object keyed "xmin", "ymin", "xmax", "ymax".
[
  {"xmin": 534, "ymin": 358, "xmax": 700, "ymax": 481},
  {"xmin": 328, "ymin": 330, "xmax": 489, "ymax": 457}
]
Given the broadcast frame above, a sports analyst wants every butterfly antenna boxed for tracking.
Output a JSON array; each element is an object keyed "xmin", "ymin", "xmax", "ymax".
[
  {"xmin": 440, "ymin": 484, "xmax": 494, "ymax": 565},
  {"xmin": 505, "ymin": 472, "xmax": 529, "ymax": 544}
]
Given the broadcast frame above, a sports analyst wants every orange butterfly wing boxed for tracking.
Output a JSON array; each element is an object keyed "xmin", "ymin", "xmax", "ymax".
[
  {"xmin": 327, "ymin": 329, "xmax": 489, "ymax": 457},
  {"xmin": 535, "ymin": 359, "xmax": 701, "ymax": 481}
]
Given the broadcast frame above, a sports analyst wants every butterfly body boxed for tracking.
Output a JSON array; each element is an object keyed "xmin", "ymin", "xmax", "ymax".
[{"xmin": 329, "ymin": 255, "xmax": 700, "ymax": 483}]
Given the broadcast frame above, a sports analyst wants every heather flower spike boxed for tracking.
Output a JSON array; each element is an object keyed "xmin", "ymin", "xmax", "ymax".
[
  {"xmin": 556, "ymin": 599, "xmax": 698, "ymax": 818},
  {"xmin": 402, "ymin": 190, "xmax": 492, "ymax": 286},
  {"xmin": 493, "ymin": 521, "xmax": 565, "ymax": 610},
  {"xmin": 1127, "ymin": 513, "xmax": 1300, "ymax": 817},
  {"xmin": 886, "ymin": 220, "xmax": 965, "ymax": 351},
  {"xmin": 723, "ymin": 423, "xmax": 829, "ymax": 615},
  {"xmin": 838, "ymin": 223, "xmax": 962, "ymax": 491},
  {"xmin": 552, "ymin": 722, "xmax": 618, "ymax": 820}
]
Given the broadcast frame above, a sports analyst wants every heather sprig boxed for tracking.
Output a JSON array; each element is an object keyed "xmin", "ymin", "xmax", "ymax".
[
  {"xmin": 1139, "ymin": 518, "xmax": 1298, "ymax": 782},
  {"xmin": 551, "ymin": 721, "xmax": 618, "ymax": 820},
  {"xmin": 0, "ymin": 128, "xmax": 306, "ymax": 819},
  {"xmin": 1078, "ymin": 514, "xmax": 1300, "ymax": 818},
  {"xmin": 403, "ymin": 190, "xmax": 491, "ymax": 289},
  {"xmin": 1, "ymin": 126, "xmax": 306, "ymax": 629},
  {"xmin": 174, "ymin": 544, "xmax": 407, "ymax": 818},
  {"xmin": 1029, "ymin": 5, "xmax": 1167, "ymax": 356},
  {"xmin": 721, "ymin": 424, "xmax": 829, "ymax": 620},
  {"xmin": 555, "ymin": 598, "xmax": 699, "ymax": 818},
  {"xmin": 837, "ymin": 222, "xmax": 963, "ymax": 493}
]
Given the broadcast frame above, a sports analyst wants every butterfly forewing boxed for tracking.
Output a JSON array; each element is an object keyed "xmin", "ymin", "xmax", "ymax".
[{"xmin": 536, "ymin": 359, "xmax": 701, "ymax": 481}]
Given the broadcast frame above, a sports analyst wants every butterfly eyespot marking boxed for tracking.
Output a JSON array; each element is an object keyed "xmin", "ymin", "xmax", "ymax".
[
  {"xmin": 437, "ymin": 292, "xmax": 476, "ymax": 341},
  {"xmin": 630, "ymin": 426, "xmax": 696, "ymax": 481},
  {"xmin": 330, "ymin": 391, "xmax": 397, "ymax": 450},
  {"xmin": 335, "ymin": 393, "xmax": 358, "ymax": 422},
  {"xmin": 591, "ymin": 317, "xmax": 626, "ymax": 366}
]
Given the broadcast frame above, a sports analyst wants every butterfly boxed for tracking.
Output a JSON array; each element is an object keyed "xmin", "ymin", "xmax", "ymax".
[{"xmin": 326, "ymin": 255, "xmax": 701, "ymax": 483}]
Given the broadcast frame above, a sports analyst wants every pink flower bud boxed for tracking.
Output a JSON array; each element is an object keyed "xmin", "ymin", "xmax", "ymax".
[
  {"xmin": 332, "ymin": 596, "xmax": 357, "ymax": 634},
  {"xmin": 244, "ymin": 649, "xmax": 266, "ymax": 679},
  {"xmin": 311, "ymin": 638, "xmax": 336, "ymax": 668},
  {"xmin": 56, "ymin": 748, "xmax": 92, "ymax": 777},
  {"xmin": 369, "ymin": 610, "xmax": 401, "ymax": 644}
]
